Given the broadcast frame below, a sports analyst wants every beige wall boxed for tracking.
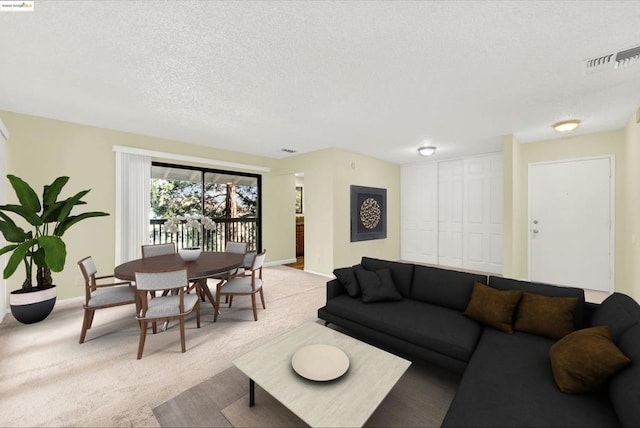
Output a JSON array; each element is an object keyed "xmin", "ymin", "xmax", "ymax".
[
  {"xmin": 624, "ymin": 108, "xmax": 640, "ymax": 299},
  {"xmin": 502, "ymin": 128, "xmax": 635, "ymax": 297},
  {"xmin": 0, "ymin": 111, "xmax": 293, "ymax": 302},
  {"xmin": 275, "ymin": 148, "xmax": 401, "ymax": 275},
  {"xmin": 1, "ymin": 111, "xmax": 399, "ymax": 306}
]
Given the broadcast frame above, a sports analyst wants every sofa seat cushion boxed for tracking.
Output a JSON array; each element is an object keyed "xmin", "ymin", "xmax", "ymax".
[
  {"xmin": 442, "ymin": 329, "xmax": 620, "ymax": 428},
  {"xmin": 324, "ymin": 295, "xmax": 482, "ymax": 362}
]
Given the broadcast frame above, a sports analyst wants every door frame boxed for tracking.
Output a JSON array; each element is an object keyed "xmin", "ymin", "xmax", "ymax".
[{"xmin": 527, "ymin": 155, "xmax": 615, "ymax": 292}]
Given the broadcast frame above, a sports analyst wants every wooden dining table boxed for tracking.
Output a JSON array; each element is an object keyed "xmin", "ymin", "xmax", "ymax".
[{"xmin": 114, "ymin": 252, "xmax": 244, "ymax": 320}]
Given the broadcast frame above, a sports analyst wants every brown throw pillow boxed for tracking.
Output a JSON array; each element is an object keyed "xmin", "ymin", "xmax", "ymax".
[
  {"xmin": 550, "ymin": 326, "xmax": 631, "ymax": 393},
  {"xmin": 514, "ymin": 292, "xmax": 577, "ymax": 340},
  {"xmin": 464, "ymin": 282, "xmax": 523, "ymax": 333}
]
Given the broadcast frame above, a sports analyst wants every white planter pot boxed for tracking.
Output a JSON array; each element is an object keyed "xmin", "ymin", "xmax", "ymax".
[
  {"xmin": 10, "ymin": 286, "xmax": 57, "ymax": 324},
  {"xmin": 179, "ymin": 247, "xmax": 201, "ymax": 262}
]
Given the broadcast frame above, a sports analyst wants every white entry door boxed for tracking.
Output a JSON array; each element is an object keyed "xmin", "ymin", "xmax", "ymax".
[{"xmin": 528, "ymin": 157, "xmax": 614, "ymax": 292}]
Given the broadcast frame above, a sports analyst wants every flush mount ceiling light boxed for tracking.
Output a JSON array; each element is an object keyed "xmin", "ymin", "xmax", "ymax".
[
  {"xmin": 552, "ymin": 119, "xmax": 581, "ymax": 133},
  {"xmin": 418, "ymin": 146, "xmax": 437, "ymax": 156}
]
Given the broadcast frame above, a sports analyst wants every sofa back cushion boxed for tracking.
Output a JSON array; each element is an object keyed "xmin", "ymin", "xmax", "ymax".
[
  {"xmin": 609, "ymin": 323, "xmax": 640, "ymax": 428},
  {"xmin": 590, "ymin": 292, "xmax": 640, "ymax": 341},
  {"xmin": 361, "ymin": 257, "xmax": 414, "ymax": 297},
  {"xmin": 489, "ymin": 276, "xmax": 588, "ymax": 330},
  {"xmin": 411, "ymin": 265, "xmax": 488, "ymax": 312}
]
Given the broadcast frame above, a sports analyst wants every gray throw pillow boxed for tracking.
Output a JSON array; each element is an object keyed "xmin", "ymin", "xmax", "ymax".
[
  {"xmin": 355, "ymin": 268, "xmax": 402, "ymax": 303},
  {"xmin": 333, "ymin": 265, "xmax": 363, "ymax": 297}
]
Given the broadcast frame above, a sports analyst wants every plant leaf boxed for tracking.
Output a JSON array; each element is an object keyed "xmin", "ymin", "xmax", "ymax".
[
  {"xmin": 32, "ymin": 247, "xmax": 46, "ymax": 267},
  {"xmin": 55, "ymin": 211, "xmax": 109, "ymax": 236},
  {"xmin": 56, "ymin": 190, "xmax": 90, "ymax": 222},
  {"xmin": 0, "ymin": 243, "xmax": 19, "ymax": 257},
  {"xmin": 3, "ymin": 239, "xmax": 36, "ymax": 279},
  {"xmin": 0, "ymin": 212, "xmax": 29, "ymax": 242},
  {"xmin": 38, "ymin": 236, "xmax": 66, "ymax": 272},
  {"xmin": 41, "ymin": 200, "xmax": 66, "ymax": 223},
  {"xmin": 0, "ymin": 204, "xmax": 43, "ymax": 226},
  {"xmin": 42, "ymin": 176, "xmax": 69, "ymax": 207},
  {"xmin": 7, "ymin": 175, "xmax": 41, "ymax": 213}
]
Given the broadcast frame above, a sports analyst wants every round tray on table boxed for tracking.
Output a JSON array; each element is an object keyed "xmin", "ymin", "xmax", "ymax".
[{"xmin": 291, "ymin": 344, "xmax": 350, "ymax": 382}]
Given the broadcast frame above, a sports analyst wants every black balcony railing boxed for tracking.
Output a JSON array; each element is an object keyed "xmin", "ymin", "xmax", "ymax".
[{"xmin": 149, "ymin": 218, "xmax": 258, "ymax": 252}]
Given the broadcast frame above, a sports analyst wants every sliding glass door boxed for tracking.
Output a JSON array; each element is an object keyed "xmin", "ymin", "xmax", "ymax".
[{"xmin": 149, "ymin": 162, "xmax": 261, "ymax": 252}]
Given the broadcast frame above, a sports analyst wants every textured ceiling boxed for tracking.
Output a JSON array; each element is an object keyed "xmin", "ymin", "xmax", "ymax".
[{"xmin": 1, "ymin": 1, "xmax": 640, "ymax": 164}]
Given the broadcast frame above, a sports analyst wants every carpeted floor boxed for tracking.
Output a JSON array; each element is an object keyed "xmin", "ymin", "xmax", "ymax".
[
  {"xmin": 1, "ymin": 264, "xmax": 462, "ymax": 427},
  {"xmin": 0, "ymin": 265, "xmax": 328, "ymax": 427}
]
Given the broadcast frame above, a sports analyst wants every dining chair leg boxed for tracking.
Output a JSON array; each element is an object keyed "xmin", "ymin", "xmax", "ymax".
[
  {"xmin": 179, "ymin": 316, "xmax": 186, "ymax": 353},
  {"xmin": 79, "ymin": 308, "xmax": 93, "ymax": 344},
  {"xmin": 229, "ymin": 295, "xmax": 234, "ymax": 307},
  {"xmin": 137, "ymin": 320, "xmax": 148, "ymax": 360},
  {"xmin": 259, "ymin": 288, "xmax": 266, "ymax": 309},
  {"xmin": 251, "ymin": 294, "xmax": 258, "ymax": 321},
  {"xmin": 214, "ymin": 284, "xmax": 221, "ymax": 322},
  {"xmin": 88, "ymin": 309, "xmax": 96, "ymax": 329},
  {"xmin": 196, "ymin": 301, "xmax": 201, "ymax": 328},
  {"xmin": 152, "ymin": 322, "xmax": 158, "ymax": 334}
]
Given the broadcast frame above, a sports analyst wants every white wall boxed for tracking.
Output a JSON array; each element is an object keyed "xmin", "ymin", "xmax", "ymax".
[
  {"xmin": 0, "ymin": 117, "xmax": 8, "ymax": 320},
  {"xmin": 401, "ymin": 152, "xmax": 504, "ymax": 274}
]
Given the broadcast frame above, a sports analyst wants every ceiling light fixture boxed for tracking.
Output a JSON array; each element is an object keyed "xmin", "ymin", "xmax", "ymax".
[
  {"xmin": 552, "ymin": 119, "xmax": 581, "ymax": 133},
  {"xmin": 417, "ymin": 146, "xmax": 437, "ymax": 157}
]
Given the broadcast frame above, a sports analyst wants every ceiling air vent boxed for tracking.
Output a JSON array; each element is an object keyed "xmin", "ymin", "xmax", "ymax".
[
  {"xmin": 281, "ymin": 148, "xmax": 297, "ymax": 153},
  {"xmin": 584, "ymin": 44, "xmax": 640, "ymax": 74}
]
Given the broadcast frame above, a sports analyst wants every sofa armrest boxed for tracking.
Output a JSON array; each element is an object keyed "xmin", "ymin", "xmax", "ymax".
[{"xmin": 327, "ymin": 279, "xmax": 345, "ymax": 301}]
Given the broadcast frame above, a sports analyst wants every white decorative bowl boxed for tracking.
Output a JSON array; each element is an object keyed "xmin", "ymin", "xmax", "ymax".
[
  {"xmin": 291, "ymin": 344, "xmax": 350, "ymax": 381},
  {"xmin": 178, "ymin": 247, "xmax": 201, "ymax": 262}
]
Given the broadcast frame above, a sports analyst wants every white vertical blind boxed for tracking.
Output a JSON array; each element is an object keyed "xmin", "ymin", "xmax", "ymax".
[{"xmin": 115, "ymin": 151, "xmax": 151, "ymax": 265}]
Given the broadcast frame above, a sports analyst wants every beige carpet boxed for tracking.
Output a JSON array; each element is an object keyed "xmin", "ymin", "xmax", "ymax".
[{"xmin": 0, "ymin": 265, "xmax": 328, "ymax": 427}]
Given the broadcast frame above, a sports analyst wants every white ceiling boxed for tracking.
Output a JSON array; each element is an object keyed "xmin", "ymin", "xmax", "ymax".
[{"xmin": 1, "ymin": 1, "xmax": 640, "ymax": 165}]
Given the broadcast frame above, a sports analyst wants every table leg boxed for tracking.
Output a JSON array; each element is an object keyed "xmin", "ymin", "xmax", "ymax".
[
  {"xmin": 195, "ymin": 278, "xmax": 219, "ymax": 321},
  {"xmin": 249, "ymin": 378, "xmax": 255, "ymax": 407}
]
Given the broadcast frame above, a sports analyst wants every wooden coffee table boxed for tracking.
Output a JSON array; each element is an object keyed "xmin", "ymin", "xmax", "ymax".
[{"xmin": 232, "ymin": 322, "xmax": 411, "ymax": 427}]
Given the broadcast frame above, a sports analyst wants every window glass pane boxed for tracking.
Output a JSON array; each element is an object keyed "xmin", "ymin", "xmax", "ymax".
[
  {"xmin": 150, "ymin": 166, "xmax": 202, "ymax": 218},
  {"xmin": 149, "ymin": 163, "xmax": 261, "ymax": 252},
  {"xmin": 205, "ymin": 172, "xmax": 258, "ymax": 250}
]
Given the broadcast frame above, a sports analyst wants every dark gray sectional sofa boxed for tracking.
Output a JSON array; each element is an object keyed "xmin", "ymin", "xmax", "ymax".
[{"xmin": 317, "ymin": 257, "xmax": 640, "ymax": 428}]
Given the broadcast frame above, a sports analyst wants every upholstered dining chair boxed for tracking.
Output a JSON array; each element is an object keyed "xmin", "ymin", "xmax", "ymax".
[
  {"xmin": 77, "ymin": 256, "xmax": 137, "ymax": 344},
  {"xmin": 134, "ymin": 268, "xmax": 200, "ymax": 359},
  {"xmin": 214, "ymin": 250, "xmax": 267, "ymax": 322},
  {"xmin": 209, "ymin": 241, "xmax": 248, "ymax": 282},
  {"xmin": 141, "ymin": 242, "xmax": 176, "ymax": 258}
]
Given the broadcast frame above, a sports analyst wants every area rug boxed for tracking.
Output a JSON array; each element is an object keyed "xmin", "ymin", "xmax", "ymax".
[{"xmin": 154, "ymin": 358, "xmax": 461, "ymax": 427}]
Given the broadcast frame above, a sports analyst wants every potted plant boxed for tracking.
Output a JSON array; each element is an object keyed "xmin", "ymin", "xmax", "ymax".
[
  {"xmin": 0, "ymin": 174, "xmax": 109, "ymax": 324},
  {"xmin": 164, "ymin": 214, "xmax": 216, "ymax": 261}
]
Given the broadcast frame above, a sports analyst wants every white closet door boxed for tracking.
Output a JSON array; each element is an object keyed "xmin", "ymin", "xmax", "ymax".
[
  {"xmin": 401, "ymin": 163, "xmax": 438, "ymax": 263},
  {"xmin": 463, "ymin": 154, "xmax": 503, "ymax": 274},
  {"xmin": 438, "ymin": 160, "xmax": 464, "ymax": 268}
]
